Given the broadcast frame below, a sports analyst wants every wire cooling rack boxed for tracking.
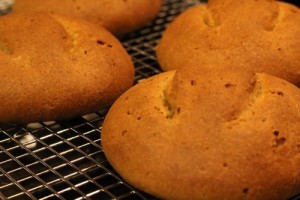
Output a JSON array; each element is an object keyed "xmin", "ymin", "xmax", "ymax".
[
  {"xmin": 1, "ymin": 0, "xmax": 300, "ymax": 200},
  {"xmin": 0, "ymin": 0, "xmax": 201, "ymax": 199}
]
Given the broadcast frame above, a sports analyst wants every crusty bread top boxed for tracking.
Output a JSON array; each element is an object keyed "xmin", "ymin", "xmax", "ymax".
[
  {"xmin": 12, "ymin": 0, "xmax": 162, "ymax": 36},
  {"xmin": 156, "ymin": 0, "xmax": 300, "ymax": 85},
  {"xmin": 0, "ymin": 13, "xmax": 134, "ymax": 123},
  {"xmin": 102, "ymin": 64, "xmax": 300, "ymax": 200}
]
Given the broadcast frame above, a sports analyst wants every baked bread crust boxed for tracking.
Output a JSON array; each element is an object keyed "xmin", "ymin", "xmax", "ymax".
[
  {"xmin": 156, "ymin": 0, "xmax": 300, "ymax": 85},
  {"xmin": 0, "ymin": 13, "xmax": 134, "ymax": 123},
  {"xmin": 12, "ymin": 0, "xmax": 162, "ymax": 36},
  {"xmin": 102, "ymin": 65, "xmax": 300, "ymax": 200}
]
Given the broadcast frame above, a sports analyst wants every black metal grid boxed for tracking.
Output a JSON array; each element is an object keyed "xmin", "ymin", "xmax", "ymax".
[
  {"xmin": 0, "ymin": 0, "xmax": 201, "ymax": 199},
  {"xmin": 1, "ymin": 0, "xmax": 300, "ymax": 199}
]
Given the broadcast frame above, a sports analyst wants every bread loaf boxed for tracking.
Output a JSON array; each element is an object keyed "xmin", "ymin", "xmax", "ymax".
[
  {"xmin": 0, "ymin": 13, "xmax": 134, "ymax": 124},
  {"xmin": 101, "ymin": 64, "xmax": 300, "ymax": 200},
  {"xmin": 156, "ymin": 0, "xmax": 300, "ymax": 85},
  {"xmin": 12, "ymin": 0, "xmax": 162, "ymax": 36}
]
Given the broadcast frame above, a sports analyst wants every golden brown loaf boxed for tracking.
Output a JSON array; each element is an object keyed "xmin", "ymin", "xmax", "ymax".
[
  {"xmin": 12, "ymin": 0, "xmax": 162, "ymax": 36},
  {"xmin": 0, "ymin": 13, "xmax": 134, "ymax": 124},
  {"xmin": 101, "ymin": 64, "xmax": 300, "ymax": 200},
  {"xmin": 156, "ymin": 0, "xmax": 300, "ymax": 85}
]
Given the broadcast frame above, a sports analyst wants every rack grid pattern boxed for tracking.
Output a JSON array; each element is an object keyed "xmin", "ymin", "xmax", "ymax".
[
  {"xmin": 0, "ymin": 0, "xmax": 201, "ymax": 199},
  {"xmin": 1, "ymin": 0, "xmax": 300, "ymax": 199}
]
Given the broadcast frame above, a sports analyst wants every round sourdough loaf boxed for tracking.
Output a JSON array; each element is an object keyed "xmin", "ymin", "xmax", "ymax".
[
  {"xmin": 101, "ymin": 64, "xmax": 300, "ymax": 200},
  {"xmin": 12, "ymin": 0, "xmax": 162, "ymax": 36},
  {"xmin": 0, "ymin": 13, "xmax": 134, "ymax": 124},
  {"xmin": 156, "ymin": 0, "xmax": 300, "ymax": 85}
]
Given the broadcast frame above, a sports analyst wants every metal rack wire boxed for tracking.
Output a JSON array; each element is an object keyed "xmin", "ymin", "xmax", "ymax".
[
  {"xmin": 0, "ymin": 0, "xmax": 201, "ymax": 199},
  {"xmin": 1, "ymin": 0, "xmax": 300, "ymax": 199}
]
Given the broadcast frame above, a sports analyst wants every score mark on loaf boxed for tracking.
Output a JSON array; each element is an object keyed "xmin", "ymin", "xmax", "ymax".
[
  {"xmin": 156, "ymin": 0, "xmax": 300, "ymax": 85},
  {"xmin": 102, "ymin": 65, "xmax": 300, "ymax": 200},
  {"xmin": 0, "ymin": 13, "xmax": 135, "ymax": 124},
  {"xmin": 102, "ymin": 0, "xmax": 300, "ymax": 199}
]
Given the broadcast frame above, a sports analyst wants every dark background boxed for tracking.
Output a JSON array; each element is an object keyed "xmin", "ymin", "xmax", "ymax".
[{"xmin": 282, "ymin": 0, "xmax": 300, "ymax": 6}]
